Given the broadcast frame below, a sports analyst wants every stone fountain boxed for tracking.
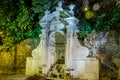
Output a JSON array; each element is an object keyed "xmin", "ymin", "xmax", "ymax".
[{"xmin": 25, "ymin": 1, "xmax": 99, "ymax": 80}]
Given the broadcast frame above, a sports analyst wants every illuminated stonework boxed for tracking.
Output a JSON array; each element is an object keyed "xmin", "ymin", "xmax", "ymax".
[{"xmin": 26, "ymin": 1, "xmax": 99, "ymax": 80}]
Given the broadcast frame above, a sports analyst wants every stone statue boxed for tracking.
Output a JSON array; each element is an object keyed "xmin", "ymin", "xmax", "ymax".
[
  {"xmin": 56, "ymin": 1, "xmax": 63, "ymax": 11},
  {"xmin": 69, "ymin": 4, "xmax": 75, "ymax": 16},
  {"xmin": 40, "ymin": 10, "xmax": 50, "ymax": 23}
]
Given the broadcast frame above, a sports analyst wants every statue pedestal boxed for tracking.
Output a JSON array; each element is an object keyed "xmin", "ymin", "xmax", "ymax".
[
  {"xmin": 71, "ymin": 58, "xmax": 99, "ymax": 80},
  {"xmin": 25, "ymin": 57, "xmax": 41, "ymax": 75}
]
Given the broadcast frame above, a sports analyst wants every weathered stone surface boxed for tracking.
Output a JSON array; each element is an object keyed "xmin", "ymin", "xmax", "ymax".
[
  {"xmin": 84, "ymin": 31, "xmax": 120, "ymax": 80},
  {"xmin": 84, "ymin": 31, "xmax": 120, "ymax": 56},
  {"xmin": 72, "ymin": 58, "xmax": 99, "ymax": 80},
  {"xmin": 112, "ymin": 58, "xmax": 120, "ymax": 79},
  {"xmin": 25, "ymin": 57, "xmax": 41, "ymax": 75},
  {"xmin": 106, "ymin": 45, "xmax": 120, "ymax": 58}
]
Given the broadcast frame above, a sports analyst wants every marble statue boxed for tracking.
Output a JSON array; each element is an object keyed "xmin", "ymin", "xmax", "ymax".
[{"xmin": 69, "ymin": 4, "xmax": 75, "ymax": 16}]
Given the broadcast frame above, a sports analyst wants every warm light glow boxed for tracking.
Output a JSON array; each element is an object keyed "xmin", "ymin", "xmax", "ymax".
[
  {"xmin": 83, "ymin": 6, "xmax": 89, "ymax": 12},
  {"xmin": 84, "ymin": 7, "xmax": 89, "ymax": 11},
  {"xmin": 0, "ymin": 32, "xmax": 2, "ymax": 35}
]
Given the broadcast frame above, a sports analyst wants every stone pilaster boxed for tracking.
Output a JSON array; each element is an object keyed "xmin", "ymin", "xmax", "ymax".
[{"xmin": 41, "ymin": 28, "xmax": 48, "ymax": 74}]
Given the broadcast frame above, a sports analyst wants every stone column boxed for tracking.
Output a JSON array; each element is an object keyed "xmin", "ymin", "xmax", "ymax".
[
  {"xmin": 65, "ymin": 17, "xmax": 79, "ymax": 72},
  {"xmin": 41, "ymin": 28, "xmax": 48, "ymax": 75},
  {"xmin": 66, "ymin": 25, "xmax": 73, "ymax": 69}
]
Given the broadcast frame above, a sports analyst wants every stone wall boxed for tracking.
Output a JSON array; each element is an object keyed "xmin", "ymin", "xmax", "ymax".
[
  {"xmin": 84, "ymin": 31, "xmax": 120, "ymax": 80},
  {"xmin": 84, "ymin": 31, "xmax": 120, "ymax": 57}
]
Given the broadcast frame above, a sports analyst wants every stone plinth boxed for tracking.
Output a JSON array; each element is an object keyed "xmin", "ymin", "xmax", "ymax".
[
  {"xmin": 71, "ymin": 58, "xmax": 99, "ymax": 80},
  {"xmin": 25, "ymin": 57, "xmax": 41, "ymax": 75}
]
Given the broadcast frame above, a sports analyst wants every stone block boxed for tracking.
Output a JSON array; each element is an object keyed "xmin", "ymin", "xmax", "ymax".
[
  {"xmin": 25, "ymin": 57, "xmax": 41, "ymax": 75},
  {"xmin": 72, "ymin": 58, "xmax": 99, "ymax": 80}
]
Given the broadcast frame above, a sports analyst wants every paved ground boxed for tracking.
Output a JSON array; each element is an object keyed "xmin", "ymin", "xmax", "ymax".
[
  {"xmin": 0, "ymin": 75, "xmax": 29, "ymax": 80},
  {"xmin": 0, "ymin": 75, "xmax": 80, "ymax": 80},
  {"xmin": 0, "ymin": 75, "xmax": 64, "ymax": 80}
]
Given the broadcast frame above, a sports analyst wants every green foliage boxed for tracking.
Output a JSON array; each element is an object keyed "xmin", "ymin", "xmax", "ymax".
[
  {"xmin": 78, "ymin": 0, "xmax": 120, "ymax": 39},
  {"xmin": 94, "ymin": 0, "xmax": 120, "ymax": 31},
  {"xmin": 78, "ymin": 19, "xmax": 95, "ymax": 40},
  {"xmin": 0, "ymin": 0, "xmax": 56, "ymax": 49},
  {"xmin": 116, "ymin": 0, "xmax": 120, "ymax": 8},
  {"xmin": 0, "ymin": 0, "xmax": 119, "ymax": 48}
]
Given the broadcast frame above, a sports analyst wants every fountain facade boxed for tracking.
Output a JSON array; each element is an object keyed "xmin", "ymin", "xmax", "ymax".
[{"xmin": 25, "ymin": 1, "xmax": 99, "ymax": 80}]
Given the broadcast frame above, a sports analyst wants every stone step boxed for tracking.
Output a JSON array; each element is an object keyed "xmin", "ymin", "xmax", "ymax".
[
  {"xmin": 47, "ymin": 78, "xmax": 64, "ymax": 80},
  {"xmin": 47, "ymin": 78, "xmax": 87, "ymax": 80},
  {"xmin": 47, "ymin": 77, "xmax": 88, "ymax": 80}
]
